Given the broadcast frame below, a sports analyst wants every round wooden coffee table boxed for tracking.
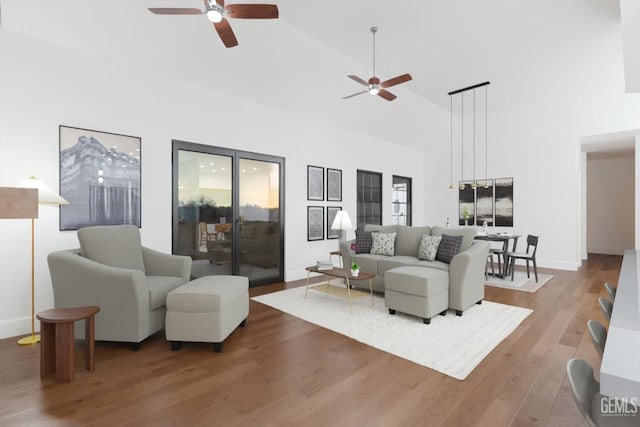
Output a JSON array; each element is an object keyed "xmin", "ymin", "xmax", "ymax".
[{"xmin": 36, "ymin": 306, "xmax": 100, "ymax": 382}]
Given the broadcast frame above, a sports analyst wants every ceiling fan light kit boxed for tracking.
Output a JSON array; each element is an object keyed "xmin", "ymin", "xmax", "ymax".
[
  {"xmin": 343, "ymin": 26, "xmax": 412, "ymax": 101},
  {"xmin": 148, "ymin": 0, "xmax": 279, "ymax": 48}
]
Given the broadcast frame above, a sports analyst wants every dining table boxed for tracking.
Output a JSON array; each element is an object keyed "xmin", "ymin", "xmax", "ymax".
[{"xmin": 474, "ymin": 232, "xmax": 522, "ymax": 278}]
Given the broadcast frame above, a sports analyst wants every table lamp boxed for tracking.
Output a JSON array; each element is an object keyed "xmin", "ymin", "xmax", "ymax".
[
  {"xmin": 331, "ymin": 210, "xmax": 353, "ymax": 242},
  {"xmin": 16, "ymin": 177, "xmax": 69, "ymax": 345}
]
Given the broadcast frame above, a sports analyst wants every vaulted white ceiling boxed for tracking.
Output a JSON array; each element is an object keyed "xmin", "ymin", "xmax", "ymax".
[{"xmin": 0, "ymin": 0, "xmax": 631, "ymax": 148}]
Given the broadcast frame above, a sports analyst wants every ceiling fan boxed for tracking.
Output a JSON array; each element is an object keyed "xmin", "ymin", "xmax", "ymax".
[
  {"xmin": 343, "ymin": 27, "xmax": 412, "ymax": 101},
  {"xmin": 148, "ymin": 0, "xmax": 279, "ymax": 48}
]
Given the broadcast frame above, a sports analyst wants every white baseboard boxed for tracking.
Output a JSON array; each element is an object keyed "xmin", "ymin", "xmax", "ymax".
[{"xmin": 0, "ymin": 316, "xmax": 38, "ymax": 340}]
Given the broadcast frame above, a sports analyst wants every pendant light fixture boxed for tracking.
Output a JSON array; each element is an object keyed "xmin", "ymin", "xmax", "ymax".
[
  {"xmin": 448, "ymin": 95, "xmax": 454, "ymax": 190},
  {"xmin": 447, "ymin": 81, "xmax": 490, "ymax": 190},
  {"xmin": 484, "ymin": 85, "xmax": 489, "ymax": 188},
  {"xmin": 472, "ymin": 88, "xmax": 477, "ymax": 190},
  {"xmin": 459, "ymin": 92, "xmax": 465, "ymax": 191}
]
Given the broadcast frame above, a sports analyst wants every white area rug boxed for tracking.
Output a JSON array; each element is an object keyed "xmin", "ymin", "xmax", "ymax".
[
  {"xmin": 252, "ymin": 285, "xmax": 532, "ymax": 380},
  {"xmin": 485, "ymin": 271, "xmax": 554, "ymax": 293}
]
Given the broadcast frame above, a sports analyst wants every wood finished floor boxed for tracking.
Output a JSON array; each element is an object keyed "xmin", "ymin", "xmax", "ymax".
[{"xmin": 0, "ymin": 254, "xmax": 621, "ymax": 427}]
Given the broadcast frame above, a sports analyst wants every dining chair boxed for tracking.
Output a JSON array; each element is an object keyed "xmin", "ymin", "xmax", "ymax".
[
  {"xmin": 566, "ymin": 358, "xmax": 638, "ymax": 426},
  {"xmin": 587, "ymin": 319, "xmax": 607, "ymax": 358},
  {"xmin": 485, "ymin": 253, "xmax": 495, "ymax": 279},
  {"xmin": 598, "ymin": 297, "xmax": 613, "ymax": 323},
  {"xmin": 604, "ymin": 282, "xmax": 617, "ymax": 301},
  {"xmin": 507, "ymin": 235, "xmax": 539, "ymax": 282}
]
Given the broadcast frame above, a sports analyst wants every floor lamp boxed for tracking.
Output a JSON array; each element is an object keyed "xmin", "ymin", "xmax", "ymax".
[
  {"xmin": 0, "ymin": 187, "xmax": 39, "ymax": 343},
  {"xmin": 16, "ymin": 177, "xmax": 69, "ymax": 345}
]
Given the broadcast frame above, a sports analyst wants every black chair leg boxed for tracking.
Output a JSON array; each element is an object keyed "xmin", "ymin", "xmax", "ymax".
[
  {"xmin": 511, "ymin": 258, "xmax": 516, "ymax": 281},
  {"xmin": 533, "ymin": 258, "xmax": 538, "ymax": 282},
  {"xmin": 526, "ymin": 260, "xmax": 530, "ymax": 278}
]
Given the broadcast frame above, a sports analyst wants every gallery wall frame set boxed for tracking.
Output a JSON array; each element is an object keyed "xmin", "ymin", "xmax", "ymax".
[
  {"xmin": 458, "ymin": 178, "xmax": 513, "ymax": 227},
  {"xmin": 59, "ymin": 125, "xmax": 141, "ymax": 231},
  {"xmin": 307, "ymin": 165, "xmax": 343, "ymax": 202}
]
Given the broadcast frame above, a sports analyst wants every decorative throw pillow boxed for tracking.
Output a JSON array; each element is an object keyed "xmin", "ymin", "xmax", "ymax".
[
  {"xmin": 436, "ymin": 234, "xmax": 463, "ymax": 264},
  {"xmin": 354, "ymin": 230, "xmax": 373, "ymax": 254},
  {"xmin": 418, "ymin": 235, "xmax": 442, "ymax": 262},
  {"xmin": 370, "ymin": 232, "xmax": 397, "ymax": 256}
]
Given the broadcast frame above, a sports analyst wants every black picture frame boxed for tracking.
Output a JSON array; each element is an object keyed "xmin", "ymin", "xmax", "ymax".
[
  {"xmin": 307, "ymin": 206, "xmax": 324, "ymax": 241},
  {"xmin": 458, "ymin": 181, "xmax": 475, "ymax": 226},
  {"xmin": 326, "ymin": 168, "xmax": 342, "ymax": 202},
  {"xmin": 494, "ymin": 177, "xmax": 514, "ymax": 227},
  {"xmin": 59, "ymin": 125, "xmax": 141, "ymax": 231},
  {"xmin": 326, "ymin": 206, "xmax": 342, "ymax": 239},
  {"xmin": 475, "ymin": 179, "xmax": 494, "ymax": 226},
  {"xmin": 307, "ymin": 165, "xmax": 324, "ymax": 201}
]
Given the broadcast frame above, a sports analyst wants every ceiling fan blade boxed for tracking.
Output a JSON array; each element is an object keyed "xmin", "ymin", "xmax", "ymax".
[
  {"xmin": 347, "ymin": 75, "xmax": 369, "ymax": 87},
  {"xmin": 148, "ymin": 8, "xmax": 203, "ymax": 15},
  {"xmin": 214, "ymin": 19, "xmax": 238, "ymax": 48},
  {"xmin": 380, "ymin": 73, "xmax": 412, "ymax": 89},
  {"xmin": 377, "ymin": 89, "xmax": 397, "ymax": 101},
  {"xmin": 225, "ymin": 4, "xmax": 279, "ymax": 19},
  {"xmin": 342, "ymin": 90, "xmax": 368, "ymax": 100}
]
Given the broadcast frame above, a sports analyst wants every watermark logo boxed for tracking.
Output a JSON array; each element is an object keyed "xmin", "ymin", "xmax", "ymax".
[{"xmin": 600, "ymin": 397, "xmax": 639, "ymax": 417}]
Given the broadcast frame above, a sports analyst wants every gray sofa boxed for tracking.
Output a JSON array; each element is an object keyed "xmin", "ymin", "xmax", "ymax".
[
  {"xmin": 340, "ymin": 224, "xmax": 489, "ymax": 317},
  {"xmin": 47, "ymin": 225, "xmax": 192, "ymax": 349}
]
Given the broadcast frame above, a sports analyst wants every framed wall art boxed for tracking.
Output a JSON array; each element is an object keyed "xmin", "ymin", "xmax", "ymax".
[
  {"xmin": 458, "ymin": 181, "xmax": 475, "ymax": 226},
  {"xmin": 326, "ymin": 168, "xmax": 342, "ymax": 202},
  {"xmin": 494, "ymin": 177, "xmax": 514, "ymax": 227},
  {"xmin": 307, "ymin": 206, "xmax": 324, "ymax": 241},
  {"xmin": 326, "ymin": 206, "xmax": 342, "ymax": 239},
  {"xmin": 59, "ymin": 125, "xmax": 141, "ymax": 231},
  {"xmin": 307, "ymin": 165, "xmax": 324, "ymax": 201},
  {"xmin": 475, "ymin": 179, "xmax": 494, "ymax": 226}
]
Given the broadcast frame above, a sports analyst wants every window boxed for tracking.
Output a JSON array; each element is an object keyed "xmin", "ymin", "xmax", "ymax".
[
  {"xmin": 392, "ymin": 175, "xmax": 412, "ymax": 225},
  {"xmin": 356, "ymin": 170, "xmax": 382, "ymax": 230}
]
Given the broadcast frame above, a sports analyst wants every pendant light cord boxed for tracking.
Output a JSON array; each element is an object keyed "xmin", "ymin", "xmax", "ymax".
[
  {"xmin": 473, "ymin": 89, "xmax": 476, "ymax": 187},
  {"xmin": 485, "ymin": 85, "xmax": 488, "ymax": 185},
  {"xmin": 450, "ymin": 95, "xmax": 453, "ymax": 187}
]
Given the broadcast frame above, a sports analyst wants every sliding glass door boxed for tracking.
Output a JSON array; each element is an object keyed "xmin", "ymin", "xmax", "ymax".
[{"xmin": 172, "ymin": 141, "xmax": 284, "ymax": 286}]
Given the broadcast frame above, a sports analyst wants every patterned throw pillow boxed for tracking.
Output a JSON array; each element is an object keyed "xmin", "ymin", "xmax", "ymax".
[
  {"xmin": 370, "ymin": 232, "xmax": 397, "ymax": 256},
  {"xmin": 354, "ymin": 230, "xmax": 373, "ymax": 254},
  {"xmin": 436, "ymin": 234, "xmax": 463, "ymax": 264},
  {"xmin": 418, "ymin": 235, "xmax": 442, "ymax": 261}
]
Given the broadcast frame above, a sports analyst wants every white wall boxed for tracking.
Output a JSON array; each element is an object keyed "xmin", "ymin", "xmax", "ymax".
[
  {"xmin": 0, "ymin": 30, "xmax": 426, "ymax": 339},
  {"xmin": 586, "ymin": 152, "xmax": 635, "ymax": 255}
]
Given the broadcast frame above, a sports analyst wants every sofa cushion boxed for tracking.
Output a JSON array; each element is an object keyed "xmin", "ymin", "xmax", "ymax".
[
  {"xmin": 354, "ymin": 230, "xmax": 373, "ymax": 253},
  {"xmin": 353, "ymin": 253, "xmax": 388, "ymax": 275},
  {"xmin": 412, "ymin": 259, "xmax": 450, "ymax": 272},
  {"xmin": 418, "ymin": 235, "xmax": 442, "ymax": 261},
  {"xmin": 436, "ymin": 234, "xmax": 464, "ymax": 264},
  {"xmin": 78, "ymin": 224, "xmax": 145, "ymax": 272},
  {"xmin": 395, "ymin": 225, "xmax": 432, "ymax": 256},
  {"xmin": 147, "ymin": 275, "xmax": 186, "ymax": 310},
  {"xmin": 378, "ymin": 256, "xmax": 420, "ymax": 275},
  {"xmin": 364, "ymin": 224, "xmax": 398, "ymax": 234},
  {"xmin": 370, "ymin": 232, "xmax": 396, "ymax": 256},
  {"xmin": 431, "ymin": 226, "xmax": 477, "ymax": 252}
]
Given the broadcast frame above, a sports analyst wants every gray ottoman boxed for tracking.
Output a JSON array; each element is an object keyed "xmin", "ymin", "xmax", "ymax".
[
  {"xmin": 165, "ymin": 275, "xmax": 249, "ymax": 352},
  {"xmin": 384, "ymin": 266, "xmax": 449, "ymax": 324}
]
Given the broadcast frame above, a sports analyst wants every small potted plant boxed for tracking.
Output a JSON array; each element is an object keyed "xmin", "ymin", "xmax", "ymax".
[
  {"xmin": 463, "ymin": 207, "xmax": 470, "ymax": 226},
  {"xmin": 350, "ymin": 261, "xmax": 360, "ymax": 277}
]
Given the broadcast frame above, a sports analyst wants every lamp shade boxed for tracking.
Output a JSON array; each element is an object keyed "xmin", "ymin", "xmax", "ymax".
[
  {"xmin": 0, "ymin": 187, "xmax": 38, "ymax": 219},
  {"xmin": 331, "ymin": 210, "xmax": 353, "ymax": 231},
  {"xmin": 17, "ymin": 176, "xmax": 69, "ymax": 205}
]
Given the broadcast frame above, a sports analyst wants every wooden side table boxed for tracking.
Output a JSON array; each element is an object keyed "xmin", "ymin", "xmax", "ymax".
[{"xmin": 36, "ymin": 306, "xmax": 100, "ymax": 382}]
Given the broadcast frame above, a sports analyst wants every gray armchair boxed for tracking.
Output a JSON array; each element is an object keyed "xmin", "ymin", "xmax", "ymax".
[{"xmin": 47, "ymin": 225, "xmax": 191, "ymax": 349}]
